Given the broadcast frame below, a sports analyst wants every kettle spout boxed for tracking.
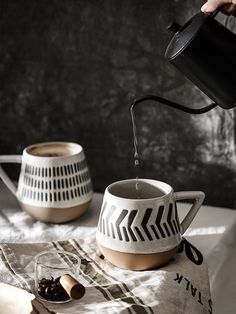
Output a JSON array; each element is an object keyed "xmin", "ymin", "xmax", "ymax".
[{"xmin": 130, "ymin": 95, "xmax": 217, "ymax": 115}]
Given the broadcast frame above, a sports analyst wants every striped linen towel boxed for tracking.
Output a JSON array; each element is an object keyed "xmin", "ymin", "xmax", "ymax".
[{"xmin": 0, "ymin": 236, "xmax": 212, "ymax": 314}]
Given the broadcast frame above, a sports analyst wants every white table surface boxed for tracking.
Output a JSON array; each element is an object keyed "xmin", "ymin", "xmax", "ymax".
[{"xmin": 0, "ymin": 183, "xmax": 235, "ymax": 314}]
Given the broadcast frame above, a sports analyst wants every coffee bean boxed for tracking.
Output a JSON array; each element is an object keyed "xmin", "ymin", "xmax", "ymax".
[
  {"xmin": 38, "ymin": 286, "xmax": 44, "ymax": 293},
  {"xmin": 54, "ymin": 276, "xmax": 60, "ymax": 284},
  {"xmin": 38, "ymin": 276, "xmax": 70, "ymax": 302},
  {"xmin": 45, "ymin": 286, "xmax": 53, "ymax": 295}
]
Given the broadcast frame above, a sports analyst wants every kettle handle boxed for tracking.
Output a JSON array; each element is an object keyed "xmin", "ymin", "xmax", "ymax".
[
  {"xmin": 210, "ymin": 9, "xmax": 220, "ymax": 19},
  {"xmin": 0, "ymin": 155, "xmax": 22, "ymax": 195}
]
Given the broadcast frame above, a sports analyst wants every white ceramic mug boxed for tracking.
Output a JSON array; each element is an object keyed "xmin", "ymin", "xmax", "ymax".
[
  {"xmin": 96, "ymin": 179, "xmax": 204, "ymax": 270},
  {"xmin": 0, "ymin": 142, "xmax": 93, "ymax": 223}
]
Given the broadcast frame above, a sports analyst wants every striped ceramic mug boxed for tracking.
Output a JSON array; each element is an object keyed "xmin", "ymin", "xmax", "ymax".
[
  {"xmin": 96, "ymin": 179, "xmax": 204, "ymax": 270},
  {"xmin": 0, "ymin": 142, "xmax": 93, "ymax": 223}
]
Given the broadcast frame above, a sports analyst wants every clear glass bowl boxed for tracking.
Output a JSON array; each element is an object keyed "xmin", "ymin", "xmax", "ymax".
[{"xmin": 34, "ymin": 250, "xmax": 81, "ymax": 303}]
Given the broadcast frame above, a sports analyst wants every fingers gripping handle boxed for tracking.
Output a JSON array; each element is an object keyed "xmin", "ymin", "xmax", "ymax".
[
  {"xmin": 174, "ymin": 191, "xmax": 205, "ymax": 234},
  {"xmin": 0, "ymin": 155, "xmax": 22, "ymax": 195}
]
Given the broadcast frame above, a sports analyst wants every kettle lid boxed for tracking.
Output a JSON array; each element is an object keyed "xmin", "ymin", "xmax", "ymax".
[{"xmin": 165, "ymin": 12, "xmax": 205, "ymax": 60}]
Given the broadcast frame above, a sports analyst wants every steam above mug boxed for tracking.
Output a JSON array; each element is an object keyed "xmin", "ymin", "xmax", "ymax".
[{"xmin": 0, "ymin": 142, "xmax": 93, "ymax": 223}]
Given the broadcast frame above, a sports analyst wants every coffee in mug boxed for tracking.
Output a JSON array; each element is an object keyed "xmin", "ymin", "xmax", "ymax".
[
  {"xmin": 96, "ymin": 179, "xmax": 204, "ymax": 270},
  {"xmin": 0, "ymin": 142, "xmax": 93, "ymax": 223},
  {"xmin": 28, "ymin": 142, "xmax": 76, "ymax": 157}
]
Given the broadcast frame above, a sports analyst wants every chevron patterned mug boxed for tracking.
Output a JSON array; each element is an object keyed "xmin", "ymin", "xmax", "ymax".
[{"xmin": 96, "ymin": 179, "xmax": 204, "ymax": 270}]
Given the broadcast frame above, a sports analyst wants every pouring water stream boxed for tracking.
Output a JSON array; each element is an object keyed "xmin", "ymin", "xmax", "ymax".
[{"xmin": 130, "ymin": 105, "xmax": 141, "ymax": 197}]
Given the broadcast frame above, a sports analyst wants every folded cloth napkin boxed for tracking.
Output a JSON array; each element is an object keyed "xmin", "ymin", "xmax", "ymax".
[{"xmin": 0, "ymin": 236, "xmax": 212, "ymax": 314}]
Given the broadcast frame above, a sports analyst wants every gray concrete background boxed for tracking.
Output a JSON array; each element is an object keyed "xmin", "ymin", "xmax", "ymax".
[{"xmin": 1, "ymin": 0, "xmax": 236, "ymax": 207}]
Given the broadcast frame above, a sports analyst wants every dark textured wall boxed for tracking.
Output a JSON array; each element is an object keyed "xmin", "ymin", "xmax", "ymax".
[{"xmin": 1, "ymin": 0, "xmax": 236, "ymax": 208}]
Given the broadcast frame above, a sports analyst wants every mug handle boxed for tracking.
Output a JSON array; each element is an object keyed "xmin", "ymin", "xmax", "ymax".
[
  {"xmin": 173, "ymin": 191, "xmax": 205, "ymax": 234},
  {"xmin": 0, "ymin": 155, "xmax": 22, "ymax": 195}
]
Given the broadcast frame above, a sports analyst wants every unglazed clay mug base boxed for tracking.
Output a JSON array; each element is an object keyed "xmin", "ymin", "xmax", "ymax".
[
  {"xmin": 96, "ymin": 179, "xmax": 205, "ymax": 270},
  {"xmin": 0, "ymin": 142, "xmax": 93, "ymax": 223},
  {"xmin": 98, "ymin": 243, "xmax": 179, "ymax": 270},
  {"xmin": 20, "ymin": 200, "xmax": 91, "ymax": 224}
]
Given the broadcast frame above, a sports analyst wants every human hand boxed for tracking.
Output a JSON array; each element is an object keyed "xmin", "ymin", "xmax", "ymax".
[{"xmin": 201, "ymin": 0, "xmax": 236, "ymax": 15}]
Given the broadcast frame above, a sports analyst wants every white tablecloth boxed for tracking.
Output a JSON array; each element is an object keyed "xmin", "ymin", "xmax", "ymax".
[{"xmin": 0, "ymin": 183, "xmax": 236, "ymax": 314}]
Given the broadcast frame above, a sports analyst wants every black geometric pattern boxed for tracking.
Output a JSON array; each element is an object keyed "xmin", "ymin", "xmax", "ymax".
[
  {"xmin": 99, "ymin": 204, "xmax": 181, "ymax": 242},
  {"xmin": 20, "ymin": 159, "xmax": 92, "ymax": 202}
]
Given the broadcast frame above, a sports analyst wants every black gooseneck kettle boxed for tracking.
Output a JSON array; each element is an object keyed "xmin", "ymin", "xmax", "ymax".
[{"xmin": 131, "ymin": 10, "xmax": 236, "ymax": 114}]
